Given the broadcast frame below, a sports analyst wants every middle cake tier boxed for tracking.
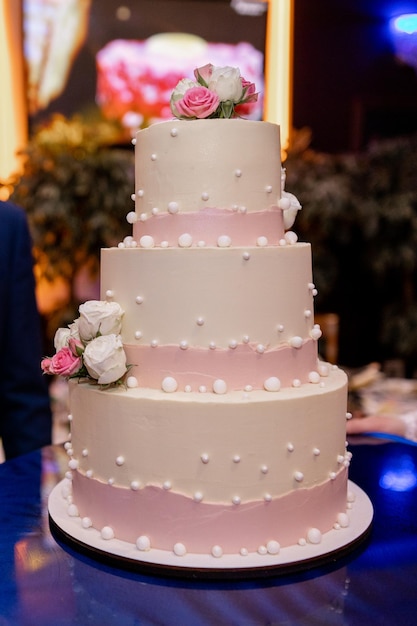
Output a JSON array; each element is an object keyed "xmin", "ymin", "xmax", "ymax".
[{"xmin": 101, "ymin": 244, "xmax": 321, "ymax": 391}]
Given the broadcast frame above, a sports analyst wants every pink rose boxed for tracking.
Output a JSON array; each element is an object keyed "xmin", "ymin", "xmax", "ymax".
[
  {"xmin": 174, "ymin": 86, "xmax": 220, "ymax": 119},
  {"xmin": 194, "ymin": 63, "xmax": 214, "ymax": 86},
  {"xmin": 68, "ymin": 337, "xmax": 84, "ymax": 357},
  {"xmin": 49, "ymin": 347, "xmax": 83, "ymax": 377},
  {"xmin": 241, "ymin": 78, "xmax": 258, "ymax": 103},
  {"xmin": 41, "ymin": 358, "xmax": 53, "ymax": 374}
]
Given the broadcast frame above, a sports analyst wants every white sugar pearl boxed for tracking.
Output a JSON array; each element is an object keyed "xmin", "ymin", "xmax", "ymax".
[
  {"xmin": 308, "ymin": 371, "xmax": 321, "ymax": 384},
  {"xmin": 127, "ymin": 376, "xmax": 138, "ymax": 388},
  {"xmin": 106, "ymin": 289, "xmax": 114, "ymax": 299},
  {"xmin": 134, "ymin": 331, "xmax": 142, "ymax": 340},
  {"xmin": 294, "ymin": 471, "xmax": 304, "ymax": 482},
  {"xmin": 139, "ymin": 235, "xmax": 154, "ymax": 248},
  {"xmin": 261, "ymin": 464, "xmax": 269, "ymax": 474},
  {"xmin": 242, "ymin": 251, "xmax": 251, "ymax": 260},
  {"xmin": 287, "ymin": 442, "xmax": 294, "ymax": 452},
  {"xmin": 196, "ymin": 317, "xmax": 204, "ymax": 326},
  {"xmin": 277, "ymin": 324, "xmax": 284, "ymax": 332},
  {"xmin": 232, "ymin": 495, "xmax": 241, "ymax": 505},
  {"xmin": 285, "ymin": 230, "xmax": 298, "ymax": 244},
  {"xmin": 139, "ymin": 213, "xmax": 147, "ymax": 221},
  {"xmin": 161, "ymin": 240, "xmax": 169, "ymax": 248},
  {"xmin": 264, "ymin": 377, "xmax": 281, "ymax": 392},
  {"xmin": 151, "ymin": 153, "xmax": 157, "ymax": 161},
  {"xmin": 313, "ymin": 447, "xmax": 321, "ymax": 456},
  {"xmin": 162, "ymin": 377, "xmax": 178, "ymax": 393},
  {"xmin": 135, "ymin": 296, "xmax": 143, "ymax": 304},
  {"xmin": 229, "ymin": 340, "xmax": 238, "ymax": 349},
  {"xmin": 199, "ymin": 386, "xmax": 207, "ymax": 393},
  {"xmin": 211, "ymin": 545, "xmax": 223, "ymax": 558},
  {"xmin": 290, "ymin": 336, "xmax": 303, "ymax": 349},
  {"xmin": 201, "ymin": 453, "xmax": 209, "ymax": 464},
  {"xmin": 170, "ymin": 128, "xmax": 178, "ymax": 137},
  {"xmin": 240, "ymin": 548, "xmax": 249, "ymax": 556},
  {"xmin": 318, "ymin": 363, "xmax": 329, "ymax": 377},
  {"xmin": 86, "ymin": 470, "xmax": 93, "ymax": 478},
  {"xmin": 267, "ymin": 540, "xmax": 280, "ymax": 555},
  {"xmin": 178, "ymin": 233, "xmax": 193, "ymax": 247},
  {"xmin": 101, "ymin": 526, "xmax": 115, "ymax": 540},
  {"xmin": 213, "ymin": 379, "xmax": 227, "ymax": 394},
  {"xmin": 68, "ymin": 503, "xmax": 79, "ymax": 517},
  {"xmin": 173, "ymin": 542, "xmax": 187, "ymax": 556},
  {"xmin": 68, "ymin": 459, "xmax": 79, "ymax": 470},
  {"xmin": 217, "ymin": 235, "xmax": 231, "ymax": 247},
  {"xmin": 304, "ymin": 309, "xmax": 312, "ymax": 318},
  {"xmin": 233, "ymin": 455, "xmax": 241, "ymax": 463},
  {"xmin": 163, "ymin": 481, "xmax": 172, "ymax": 490},
  {"xmin": 292, "ymin": 378, "xmax": 301, "ymax": 387},
  {"xmin": 201, "ymin": 192, "xmax": 209, "ymax": 201},
  {"xmin": 81, "ymin": 517, "xmax": 92, "ymax": 528},
  {"xmin": 136, "ymin": 535, "xmax": 151, "ymax": 551},
  {"xmin": 264, "ymin": 493, "xmax": 272, "ymax": 502},
  {"xmin": 193, "ymin": 491, "xmax": 203, "ymax": 502},
  {"xmin": 151, "ymin": 339, "xmax": 158, "ymax": 347},
  {"xmin": 179, "ymin": 340, "xmax": 189, "ymax": 350},
  {"xmin": 307, "ymin": 528, "xmax": 322, "ymax": 544},
  {"xmin": 209, "ymin": 341, "xmax": 216, "ymax": 350},
  {"xmin": 310, "ymin": 327, "xmax": 322, "ymax": 340},
  {"xmin": 265, "ymin": 185, "xmax": 273, "ymax": 193},
  {"xmin": 256, "ymin": 236, "xmax": 268, "ymax": 247},
  {"xmin": 116, "ymin": 456, "xmax": 125, "ymax": 466},
  {"xmin": 136, "ymin": 189, "xmax": 144, "ymax": 197},
  {"xmin": 168, "ymin": 201, "xmax": 179, "ymax": 213},
  {"xmin": 126, "ymin": 211, "xmax": 137, "ymax": 224},
  {"xmin": 337, "ymin": 513, "xmax": 350, "ymax": 528},
  {"xmin": 256, "ymin": 344, "xmax": 265, "ymax": 354},
  {"xmin": 130, "ymin": 480, "xmax": 140, "ymax": 490},
  {"xmin": 184, "ymin": 385, "xmax": 192, "ymax": 393},
  {"xmin": 258, "ymin": 545, "xmax": 267, "ymax": 555},
  {"xmin": 151, "ymin": 207, "xmax": 159, "ymax": 215},
  {"xmin": 235, "ymin": 169, "xmax": 242, "ymax": 177}
]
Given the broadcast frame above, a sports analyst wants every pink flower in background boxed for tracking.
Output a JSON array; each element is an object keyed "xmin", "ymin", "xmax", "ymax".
[
  {"xmin": 172, "ymin": 85, "xmax": 220, "ymax": 119},
  {"xmin": 95, "ymin": 39, "xmax": 264, "ymax": 126}
]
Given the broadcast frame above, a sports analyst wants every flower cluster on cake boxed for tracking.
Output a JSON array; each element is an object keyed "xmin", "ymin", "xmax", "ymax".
[
  {"xmin": 170, "ymin": 63, "xmax": 258, "ymax": 120},
  {"xmin": 42, "ymin": 300, "xmax": 128, "ymax": 386}
]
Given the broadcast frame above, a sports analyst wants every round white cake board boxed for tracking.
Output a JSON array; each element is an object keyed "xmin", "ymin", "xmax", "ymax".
[{"xmin": 48, "ymin": 480, "xmax": 373, "ymax": 579}]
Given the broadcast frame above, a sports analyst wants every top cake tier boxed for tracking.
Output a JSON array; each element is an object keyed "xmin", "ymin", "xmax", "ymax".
[{"xmin": 134, "ymin": 119, "xmax": 282, "ymax": 217}]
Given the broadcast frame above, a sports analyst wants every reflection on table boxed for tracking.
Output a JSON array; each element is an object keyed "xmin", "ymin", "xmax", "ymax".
[{"xmin": 0, "ymin": 440, "xmax": 416, "ymax": 625}]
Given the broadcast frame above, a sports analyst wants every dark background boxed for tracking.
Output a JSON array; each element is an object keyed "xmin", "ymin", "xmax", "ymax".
[{"xmin": 27, "ymin": 0, "xmax": 417, "ymax": 153}]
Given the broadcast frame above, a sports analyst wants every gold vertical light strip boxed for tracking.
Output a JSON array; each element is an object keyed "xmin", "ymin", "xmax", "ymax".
[
  {"xmin": 264, "ymin": 0, "xmax": 293, "ymax": 156},
  {"xmin": 0, "ymin": 0, "xmax": 27, "ymax": 190}
]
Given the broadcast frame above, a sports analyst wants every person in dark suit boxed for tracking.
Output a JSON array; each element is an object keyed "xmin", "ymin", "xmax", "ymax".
[{"xmin": 0, "ymin": 200, "xmax": 52, "ymax": 459}]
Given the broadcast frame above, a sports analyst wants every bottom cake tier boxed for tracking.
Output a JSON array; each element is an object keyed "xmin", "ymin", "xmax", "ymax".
[{"xmin": 59, "ymin": 364, "xmax": 353, "ymax": 558}]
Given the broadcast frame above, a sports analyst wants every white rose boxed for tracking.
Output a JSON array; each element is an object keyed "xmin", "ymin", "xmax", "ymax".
[
  {"xmin": 68, "ymin": 320, "xmax": 81, "ymax": 342},
  {"xmin": 208, "ymin": 66, "xmax": 243, "ymax": 103},
  {"xmin": 83, "ymin": 334, "xmax": 127, "ymax": 385},
  {"xmin": 54, "ymin": 327, "xmax": 71, "ymax": 351},
  {"xmin": 77, "ymin": 300, "xmax": 124, "ymax": 342}
]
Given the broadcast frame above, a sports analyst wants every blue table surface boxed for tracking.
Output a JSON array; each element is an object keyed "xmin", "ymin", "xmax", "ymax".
[{"xmin": 1, "ymin": 439, "xmax": 416, "ymax": 626}]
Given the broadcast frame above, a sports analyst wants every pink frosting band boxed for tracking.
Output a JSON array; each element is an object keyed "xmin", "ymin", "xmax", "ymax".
[
  {"xmin": 132, "ymin": 207, "xmax": 285, "ymax": 247},
  {"xmin": 124, "ymin": 340, "xmax": 319, "ymax": 391},
  {"xmin": 72, "ymin": 467, "xmax": 348, "ymax": 554}
]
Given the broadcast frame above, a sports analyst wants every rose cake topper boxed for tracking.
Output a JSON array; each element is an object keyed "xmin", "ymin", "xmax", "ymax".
[
  {"xmin": 170, "ymin": 63, "xmax": 258, "ymax": 120},
  {"xmin": 41, "ymin": 300, "xmax": 128, "ymax": 387}
]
